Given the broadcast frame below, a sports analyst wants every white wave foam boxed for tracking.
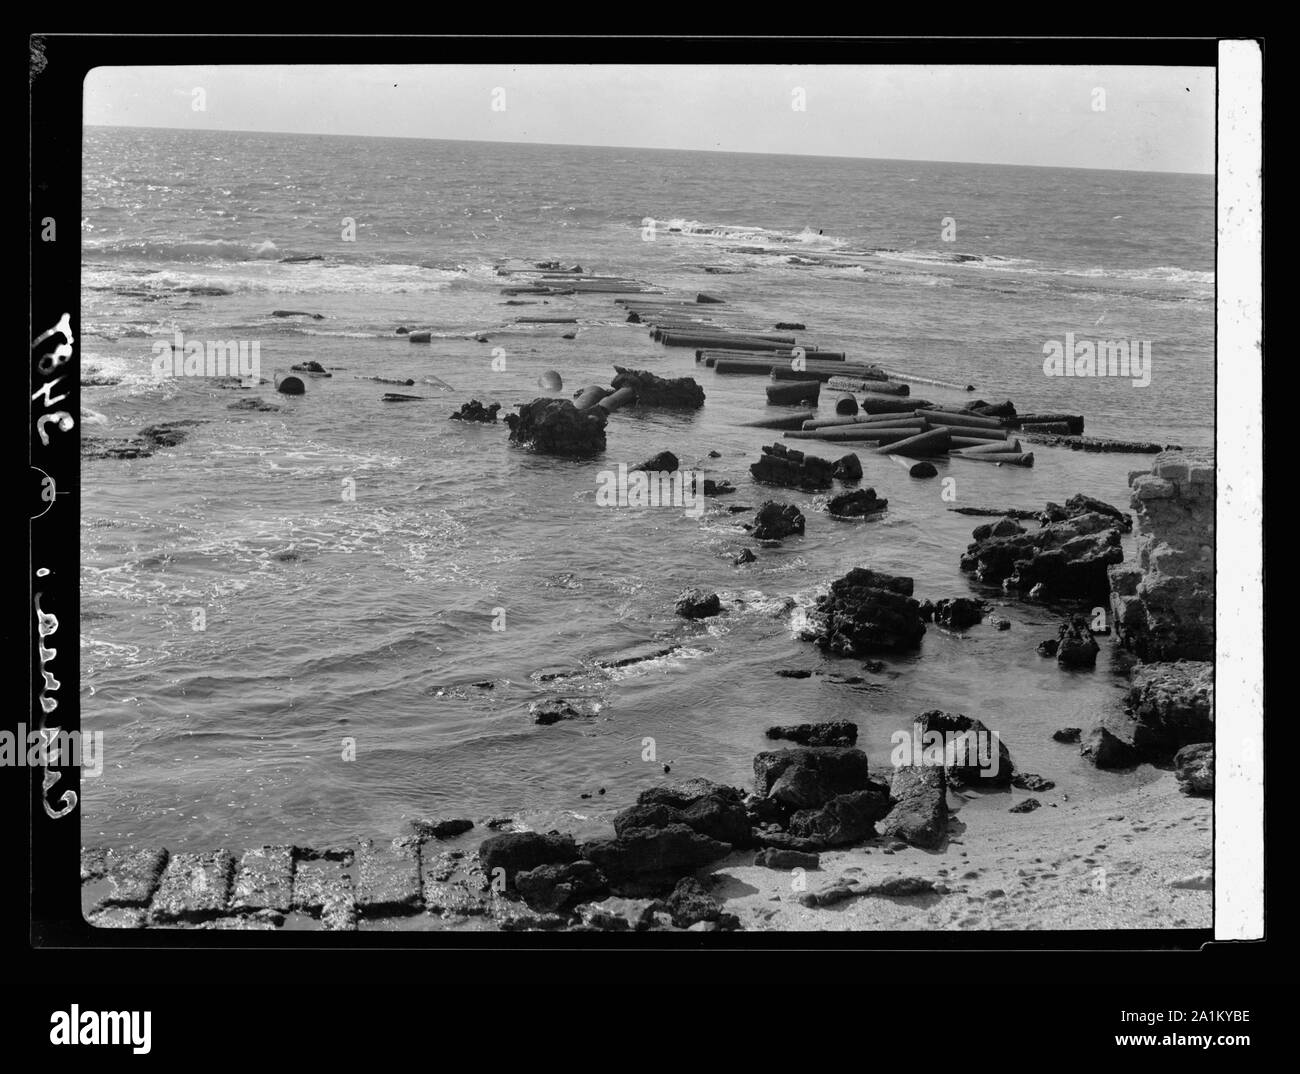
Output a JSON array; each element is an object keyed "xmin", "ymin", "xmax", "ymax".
[
  {"xmin": 872, "ymin": 248, "xmax": 1037, "ymax": 270},
  {"xmin": 82, "ymin": 262, "xmax": 462, "ymax": 296},
  {"xmin": 641, "ymin": 216, "xmax": 849, "ymax": 250},
  {"xmin": 1072, "ymin": 264, "xmax": 1215, "ymax": 285},
  {"xmin": 602, "ymin": 645, "xmax": 711, "ymax": 682},
  {"xmin": 870, "ymin": 248, "xmax": 1213, "ymax": 287}
]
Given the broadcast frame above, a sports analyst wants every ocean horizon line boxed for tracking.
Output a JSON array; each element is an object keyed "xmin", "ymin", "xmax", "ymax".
[{"xmin": 82, "ymin": 123, "xmax": 1215, "ymax": 178}]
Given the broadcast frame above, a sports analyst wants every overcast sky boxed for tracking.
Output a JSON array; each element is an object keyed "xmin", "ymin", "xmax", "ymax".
[{"xmin": 84, "ymin": 65, "xmax": 1215, "ymax": 173}]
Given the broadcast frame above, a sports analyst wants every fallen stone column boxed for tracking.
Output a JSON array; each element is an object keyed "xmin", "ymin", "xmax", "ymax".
[
  {"xmin": 1008, "ymin": 413, "xmax": 1085, "ymax": 435},
  {"xmin": 921, "ymin": 409, "xmax": 1005, "ymax": 429},
  {"xmin": 951, "ymin": 451, "xmax": 1034, "ymax": 467},
  {"xmin": 785, "ymin": 425, "xmax": 922, "ymax": 444},
  {"xmin": 766, "ymin": 380, "xmax": 821, "ymax": 405},
  {"xmin": 872, "ymin": 427, "xmax": 952, "ymax": 457},
  {"xmin": 594, "ymin": 386, "xmax": 638, "ymax": 413},
  {"xmin": 713, "ymin": 359, "xmax": 776, "ymax": 375},
  {"xmin": 924, "ymin": 424, "xmax": 1007, "ymax": 441},
  {"xmin": 741, "ymin": 411, "xmax": 816, "ymax": 430},
  {"xmin": 801, "ymin": 414, "xmax": 924, "ymax": 431},
  {"xmin": 572, "ymin": 385, "xmax": 612, "ymax": 410},
  {"xmin": 954, "ymin": 439, "xmax": 1023, "ymax": 454}
]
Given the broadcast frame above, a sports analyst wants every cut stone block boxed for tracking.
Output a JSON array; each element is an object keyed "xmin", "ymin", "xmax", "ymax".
[
  {"xmin": 1133, "ymin": 475, "xmax": 1176, "ymax": 500},
  {"xmin": 230, "ymin": 845, "xmax": 295, "ymax": 914},
  {"xmin": 421, "ymin": 851, "xmax": 489, "ymax": 917},
  {"xmin": 354, "ymin": 838, "xmax": 423, "ymax": 916},
  {"xmin": 320, "ymin": 892, "xmax": 357, "ymax": 931},
  {"xmin": 100, "ymin": 847, "xmax": 169, "ymax": 907},
  {"xmin": 292, "ymin": 858, "xmax": 351, "ymax": 912},
  {"xmin": 292, "ymin": 858, "xmax": 357, "ymax": 931},
  {"xmin": 150, "ymin": 850, "xmax": 235, "ymax": 922},
  {"xmin": 1155, "ymin": 459, "xmax": 1190, "ymax": 483}
]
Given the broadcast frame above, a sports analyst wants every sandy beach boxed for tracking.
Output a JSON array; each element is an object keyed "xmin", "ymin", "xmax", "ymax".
[{"xmin": 712, "ymin": 769, "xmax": 1210, "ymax": 931}]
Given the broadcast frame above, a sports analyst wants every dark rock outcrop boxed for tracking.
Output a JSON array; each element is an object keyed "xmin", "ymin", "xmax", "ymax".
[
  {"xmin": 675, "ymin": 589, "xmax": 721, "ymax": 619},
  {"xmin": 505, "ymin": 398, "xmax": 607, "ymax": 456},
  {"xmin": 139, "ymin": 421, "xmax": 203, "ymax": 448},
  {"xmin": 450, "ymin": 399, "xmax": 501, "ymax": 423},
  {"xmin": 827, "ymin": 488, "xmax": 888, "ymax": 518},
  {"xmin": 933, "ymin": 597, "xmax": 986, "ymax": 630},
  {"xmin": 787, "ymin": 787, "xmax": 892, "ymax": 847},
  {"xmin": 917, "ymin": 709, "xmax": 1014, "ymax": 787},
  {"xmin": 959, "ymin": 501, "xmax": 1126, "ymax": 601},
  {"xmin": 515, "ymin": 860, "xmax": 607, "ymax": 911},
  {"xmin": 618, "ymin": 779, "xmax": 753, "ymax": 849},
  {"xmin": 1054, "ymin": 616, "xmax": 1100, "ymax": 668},
  {"xmin": 1083, "ymin": 660, "xmax": 1213, "ymax": 768},
  {"xmin": 1173, "ymin": 743, "xmax": 1214, "ymax": 796},
  {"xmin": 659, "ymin": 876, "xmax": 738, "ymax": 929},
  {"xmin": 806, "ymin": 568, "xmax": 926, "ymax": 653},
  {"xmin": 478, "ymin": 832, "xmax": 579, "ymax": 888},
  {"xmin": 750, "ymin": 500, "xmax": 805, "ymax": 542},
  {"xmin": 750, "ymin": 443, "xmax": 834, "ymax": 491},
  {"xmin": 878, "ymin": 766, "xmax": 948, "ymax": 849},
  {"xmin": 632, "ymin": 450, "xmax": 678, "ymax": 473},
  {"xmin": 765, "ymin": 722, "xmax": 858, "ymax": 747},
  {"xmin": 834, "ymin": 453, "xmax": 863, "ymax": 482},
  {"xmin": 410, "ymin": 818, "xmax": 474, "ymax": 840},
  {"xmin": 1082, "ymin": 725, "xmax": 1140, "ymax": 769},
  {"xmin": 530, "ymin": 698, "xmax": 601, "ymax": 725},
  {"xmin": 1125, "ymin": 662, "xmax": 1214, "ymax": 756},
  {"xmin": 84, "ymin": 420, "xmax": 205, "ymax": 460},
  {"xmin": 748, "ymin": 746, "xmax": 889, "ymax": 849},
  {"xmin": 1041, "ymin": 493, "xmax": 1132, "ymax": 531},
  {"xmin": 581, "ymin": 824, "xmax": 731, "ymax": 895},
  {"xmin": 971, "ymin": 517, "xmax": 1026, "ymax": 541},
  {"xmin": 610, "ymin": 365, "xmax": 705, "ymax": 408},
  {"xmin": 753, "ymin": 747, "xmax": 877, "ymax": 809}
]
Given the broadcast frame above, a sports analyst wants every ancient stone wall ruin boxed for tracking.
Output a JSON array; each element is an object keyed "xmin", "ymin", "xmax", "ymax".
[{"xmin": 1109, "ymin": 449, "xmax": 1214, "ymax": 662}]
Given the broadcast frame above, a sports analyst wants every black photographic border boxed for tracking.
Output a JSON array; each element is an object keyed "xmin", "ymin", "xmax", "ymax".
[{"xmin": 30, "ymin": 35, "xmax": 1250, "ymax": 963}]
